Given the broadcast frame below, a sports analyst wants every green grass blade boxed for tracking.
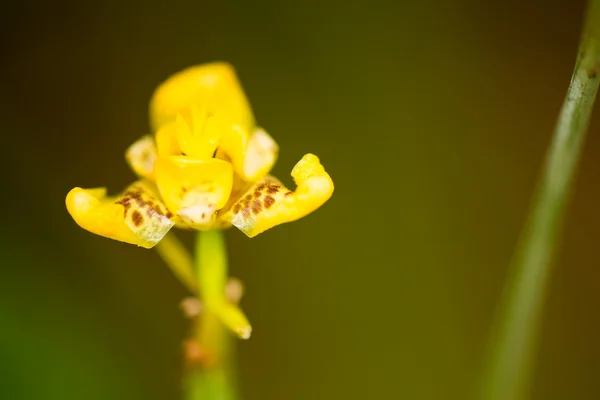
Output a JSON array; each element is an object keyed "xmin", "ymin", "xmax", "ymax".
[{"xmin": 481, "ymin": 2, "xmax": 600, "ymax": 399}]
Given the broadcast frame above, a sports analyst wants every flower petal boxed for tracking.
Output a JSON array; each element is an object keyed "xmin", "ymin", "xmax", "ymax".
[
  {"xmin": 149, "ymin": 62, "xmax": 254, "ymax": 132},
  {"xmin": 66, "ymin": 181, "xmax": 175, "ymax": 248},
  {"xmin": 125, "ymin": 135, "xmax": 157, "ymax": 180},
  {"xmin": 155, "ymin": 119, "xmax": 182, "ymax": 157},
  {"xmin": 219, "ymin": 126, "xmax": 279, "ymax": 181},
  {"xmin": 154, "ymin": 156, "xmax": 233, "ymax": 229},
  {"xmin": 175, "ymin": 107, "xmax": 221, "ymax": 159},
  {"xmin": 220, "ymin": 154, "xmax": 334, "ymax": 237},
  {"xmin": 243, "ymin": 128, "xmax": 279, "ymax": 180},
  {"xmin": 154, "ymin": 109, "xmax": 224, "ymax": 161}
]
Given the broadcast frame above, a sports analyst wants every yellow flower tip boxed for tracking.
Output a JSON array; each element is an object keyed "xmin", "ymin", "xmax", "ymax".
[
  {"xmin": 149, "ymin": 62, "xmax": 255, "ymax": 132},
  {"xmin": 225, "ymin": 153, "xmax": 334, "ymax": 237},
  {"xmin": 66, "ymin": 187, "xmax": 106, "ymax": 218},
  {"xmin": 154, "ymin": 156, "xmax": 233, "ymax": 229},
  {"xmin": 125, "ymin": 135, "xmax": 157, "ymax": 179},
  {"xmin": 289, "ymin": 153, "xmax": 334, "ymax": 208},
  {"xmin": 291, "ymin": 153, "xmax": 329, "ymax": 182},
  {"xmin": 236, "ymin": 325, "xmax": 252, "ymax": 340},
  {"xmin": 65, "ymin": 181, "xmax": 175, "ymax": 249},
  {"xmin": 211, "ymin": 301, "xmax": 252, "ymax": 339}
]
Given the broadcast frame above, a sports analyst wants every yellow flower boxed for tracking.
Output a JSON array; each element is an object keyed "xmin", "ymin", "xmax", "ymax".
[{"xmin": 66, "ymin": 62, "xmax": 334, "ymax": 248}]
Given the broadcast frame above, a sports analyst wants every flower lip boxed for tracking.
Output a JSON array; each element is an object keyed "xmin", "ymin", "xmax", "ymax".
[
  {"xmin": 178, "ymin": 203, "xmax": 217, "ymax": 227},
  {"xmin": 154, "ymin": 155, "xmax": 234, "ymax": 229}
]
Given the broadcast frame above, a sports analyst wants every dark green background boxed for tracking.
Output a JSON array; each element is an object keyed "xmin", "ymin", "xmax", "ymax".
[{"xmin": 1, "ymin": 0, "xmax": 598, "ymax": 399}]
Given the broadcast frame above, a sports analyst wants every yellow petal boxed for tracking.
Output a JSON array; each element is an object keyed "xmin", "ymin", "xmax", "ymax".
[
  {"xmin": 212, "ymin": 302, "xmax": 252, "ymax": 340},
  {"xmin": 149, "ymin": 62, "xmax": 254, "ymax": 132},
  {"xmin": 175, "ymin": 107, "xmax": 221, "ymax": 159},
  {"xmin": 219, "ymin": 126, "xmax": 279, "ymax": 181},
  {"xmin": 66, "ymin": 181, "xmax": 175, "ymax": 248},
  {"xmin": 155, "ymin": 109, "xmax": 224, "ymax": 161},
  {"xmin": 220, "ymin": 154, "xmax": 334, "ymax": 237},
  {"xmin": 155, "ymin": 119, "xmax": 182, "ymax": 157},
  {"xmin": 125, "ymin": 135, "xmax": 157, "ymax": 180},
  {"xmin": 154, "ymin": 156, "xmax": 233, "ymax": 229}
]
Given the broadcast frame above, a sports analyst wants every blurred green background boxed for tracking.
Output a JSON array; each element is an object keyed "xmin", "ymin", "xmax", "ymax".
[{"xmin": 1, "ymin": 0, "xmax": 599, "ymax": 399}]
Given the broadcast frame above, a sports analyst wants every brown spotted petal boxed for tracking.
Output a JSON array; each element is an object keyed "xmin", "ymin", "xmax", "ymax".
[
  {"xmin": 220, "ymin": 154, "xmax": 334, "ymax": 237},
  {"xmin": 66, "ymin": 180, "xmax": 175, "ymax": 248}
]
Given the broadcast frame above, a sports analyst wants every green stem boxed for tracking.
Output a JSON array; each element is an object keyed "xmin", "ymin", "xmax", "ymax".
[
  {"xmin": 481, "ymin": 2, "xmax": 600, "ymax": 399},
  {"xmin": 184, "ymin": 230, "xmax": 238, "ymax": 400},
  {"xmin": 196, "ymin": 230, "xmax": 228, "ymax": 306}
]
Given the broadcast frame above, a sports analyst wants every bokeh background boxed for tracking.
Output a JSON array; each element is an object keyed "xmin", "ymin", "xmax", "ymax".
[{"xmin": 1, "ymin": 0, "xmax": 599, "ymax": 399}]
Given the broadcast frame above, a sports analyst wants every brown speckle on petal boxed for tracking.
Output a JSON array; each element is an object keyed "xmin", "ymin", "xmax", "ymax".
[
  {"xmin": 264, "ymin": 195, "xmax": 275, "ymax": 209},
  {"xmin": 251, "ymin": 200, "xmax": 262, "ymax": 215},
  {"xmin": 115, "ymin": 198, "xmax": 132, "ymax": 216},
  {"xmin": 131, "ymin": 210, "xmax": 144, "ymax": 226}
]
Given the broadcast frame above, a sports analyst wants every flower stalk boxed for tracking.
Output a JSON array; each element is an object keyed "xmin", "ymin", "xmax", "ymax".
[{"xmin": 183, "ymin": 230, "xmax": 241, "ymax": 400}]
